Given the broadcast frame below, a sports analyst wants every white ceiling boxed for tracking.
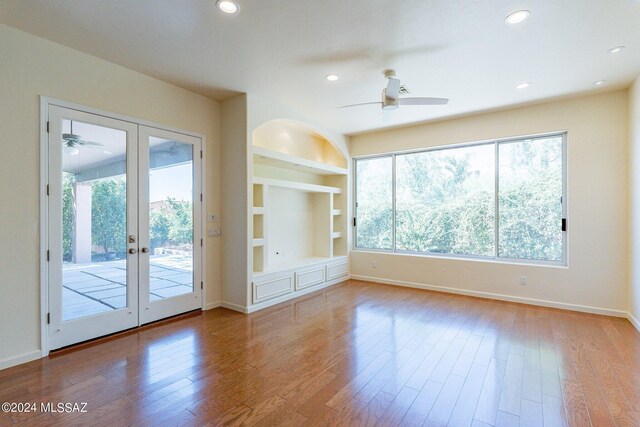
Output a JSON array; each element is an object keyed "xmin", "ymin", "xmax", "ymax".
[{"xmin": 1, "ymin": 0, "xmax": 640, "ymax": 135}]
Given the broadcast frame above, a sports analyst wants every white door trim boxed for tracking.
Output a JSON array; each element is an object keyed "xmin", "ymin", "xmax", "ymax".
[{"xmin": 39, "ymin": 97, "xmax": 207, "ymax": 356}]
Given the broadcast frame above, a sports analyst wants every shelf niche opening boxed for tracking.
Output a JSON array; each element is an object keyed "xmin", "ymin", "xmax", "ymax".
[
  {"xmin": 253, "ymin": 183, "xmax": 265, "ymax": 208},
  {"xmin": 253, "ymin": 214, "xmax": 264, "ymax": 240},
  {"xmin": 253, "ymin": 245, "xmax": 264, "ymax": 273}
]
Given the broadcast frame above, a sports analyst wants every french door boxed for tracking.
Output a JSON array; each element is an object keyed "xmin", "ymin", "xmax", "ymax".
[{"xmin": 48, "ymin": 105, "xmax": 202, "ymax": 350}]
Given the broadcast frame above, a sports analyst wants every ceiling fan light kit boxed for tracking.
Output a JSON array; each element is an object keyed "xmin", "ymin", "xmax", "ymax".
[
  {"xmin": 382, "ymin": 99, "xmax": 398, "ymax": 111},
  {"xmin": 63, "ymin": 145, "xmax": 80, "ymax": 156}
]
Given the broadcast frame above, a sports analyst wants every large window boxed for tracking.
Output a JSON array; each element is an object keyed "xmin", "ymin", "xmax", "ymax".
[{"xmin": 354, "ymin": 133, "xmax": 566, "ymax": 264}]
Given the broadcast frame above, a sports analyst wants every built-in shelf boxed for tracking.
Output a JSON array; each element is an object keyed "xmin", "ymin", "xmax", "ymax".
[
  {"xmin": 245, "ymin": 120, "xmax": 349, "ymax": 310},
  {"xmin": 253, "ymin": 146, "xmax": 348, "ymax": 176},
  {"xmin": 254, "ymin": 177, "xmax": 341, "ymax": 194}
]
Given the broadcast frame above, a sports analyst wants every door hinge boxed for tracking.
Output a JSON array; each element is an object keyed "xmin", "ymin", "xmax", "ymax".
[
  {"xmin": 200, "ymin": 281, "xmax": 203, "ymax": 290},
  {"xmin": 46, "ymin": 184, "xmax": 49, "ymax": 196},
  {"xmin": 200, "ymin": 193, "xmax": 203, "ymax": 202},
  {"xmin": 200, "ymin": 238, "xmax": 203, "ymax": 247},
  {"xmin": 353, "ymin": 217, "xmax": 356, "ymax": 227},
  {"xmin": 46, "ymin": 250, "xmax": 50, "ymax": 261},
  {"xmin": 562, "ymin": 218, "xmax": 567, "ymax": 232},
  {"xmin": 47, "ymin": 313, "xmax": 50, "ymax": 324},
  {"xmin": 46, "ymin": 121, "xmax": 50, "ymax": 133},
  {"xmin": 200, "ymin": 150, "xmax": 203, "ymax": 159}
]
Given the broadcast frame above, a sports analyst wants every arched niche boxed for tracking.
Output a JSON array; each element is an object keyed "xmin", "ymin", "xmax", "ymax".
[{"xmin": 252, "ymin": 119, "xmax": 347, "ymax": 169}]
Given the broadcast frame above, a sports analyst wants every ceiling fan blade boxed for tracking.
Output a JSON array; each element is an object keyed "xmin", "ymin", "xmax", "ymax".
[
  {"xmin": 398, "ymin": 97, "xmax": 449, "ymax": 105},
  {"xmin": 82, "ymin": 144, "xmax": 112, "ymax": 155},
  {"xmin": 80, "ymin": 140, "xmax": 105, "ymax": 147},
  {"xmin": 385, "ymin": 78, "xmax": 401, "ymax": 100},
  {"xmin": 337, "ymin": 102, "xmax": 383, "ymax": 109}
]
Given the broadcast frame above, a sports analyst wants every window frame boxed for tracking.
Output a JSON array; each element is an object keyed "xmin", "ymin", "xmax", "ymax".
[{"xmin": 352, "ymin": 131, "xmax": 568, "ymax": 266}]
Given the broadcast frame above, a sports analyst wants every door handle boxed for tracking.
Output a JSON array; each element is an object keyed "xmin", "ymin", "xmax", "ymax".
[
  {"xmin": 141, "ymin": 247, "xmax": 149, "ymax": 254},
  {"xmin": 128, "ymin": 248, "xmax": 138, "ymax": 254}
]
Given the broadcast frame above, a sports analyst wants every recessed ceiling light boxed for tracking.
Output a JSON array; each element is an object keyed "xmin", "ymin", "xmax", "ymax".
[
  {"xmin": 516, "ymin": 82, "xmax": 531, "ymax": 89},
  {"xmin": 505, "ymin": 10, "xmax": 530, "ymax": 24},
  {"xmin": 594, "ymin": 80, "xmax": 607, "ymax": 86},
  {"xmin": 216, "ymin": 0, "xmax": 239, "ymax": 14},
  {"xmin": 325, "ymin": 74, "xmax": 339, "ymax": 82},
  {"xmin": 607, "ymin": 46, "xmax": 625, "ymax": 54}
]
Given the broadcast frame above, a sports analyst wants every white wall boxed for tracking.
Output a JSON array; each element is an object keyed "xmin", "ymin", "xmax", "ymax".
[
  {"xmin": 220, "ymin": 94, "xmax": 249, "ymax": 308},
  {"xmin": 0, "ymin": 24, "xmax": 222, "ymax": 369},
  {"xmin": 351, "ymin": 91, "xmax": 629, "ymax": 315},
  {"xmin": 630, "ymin": 76, "xmax": 640, "ymax": 328}
]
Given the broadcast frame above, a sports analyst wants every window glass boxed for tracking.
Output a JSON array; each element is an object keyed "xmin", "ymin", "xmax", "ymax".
[
  {"xmin": 498, "ymin": 136, "xmax": 564, "ymax": 261},
  {"xmin": 396, "ymin": 144, "xmax": 495, "ymax": 256},
  {"xmin": 355, "ymin": 156, "xmax": 393, "ymax": 249}
]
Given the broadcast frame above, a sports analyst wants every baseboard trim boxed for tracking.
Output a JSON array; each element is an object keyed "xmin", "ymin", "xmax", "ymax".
[
  {"xmin": 351, "ymin": 274, "xmax": 627, "ymax": 318},
  {"xmin": 220, "ymin": 301, "xmax": 249, "ymax": 313},
  {"xmin": 205, "ymin": 301, "xmax": 222, "ymax": 310},
  {"xmin": 0, "ymin": 350, "xmax": 41, "ymax": 371},
  {"xmin": 628, "ymin": 312, "xmax": 640, "ymax": 333}
]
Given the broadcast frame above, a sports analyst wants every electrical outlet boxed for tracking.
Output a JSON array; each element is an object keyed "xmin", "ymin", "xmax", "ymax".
[
  {"xmin": 208, "ymin": 228, "xmax": 221, "ymax": 237},
  {"xmin": 371, "ymin": 261, "xmax": 378, "ymax": 268},
  {"xmin": 520, "ymin": 276, "xmax": 527, "ymax": 285}
]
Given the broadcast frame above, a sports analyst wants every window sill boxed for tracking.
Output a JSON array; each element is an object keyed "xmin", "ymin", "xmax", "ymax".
[{"xmin": 351, "ymin": 249, "xmax": 568, "ymax": 269}]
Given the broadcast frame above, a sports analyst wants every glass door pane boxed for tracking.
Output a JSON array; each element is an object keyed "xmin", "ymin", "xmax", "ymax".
[
  {"xmin": 148, "ymin": 137, "xmax": 194, "ymax": 299},
  {"xmin": 61, "ymin": 120, "xmax": 129, "ymax": 320},
  {"xmin": 139, "ymin": 127, "xmax": 202, "ymax": 324}
]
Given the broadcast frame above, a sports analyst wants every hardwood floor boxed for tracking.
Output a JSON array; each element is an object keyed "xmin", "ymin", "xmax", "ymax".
[{"xmin": 1, "ymin": 280, "xmax": 639, "ymax": 426}]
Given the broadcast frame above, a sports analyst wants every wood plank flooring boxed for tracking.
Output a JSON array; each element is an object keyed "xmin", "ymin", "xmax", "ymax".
[{"xmin": 1, "ymin": 280, "xmax": 639, "ymax": 426}]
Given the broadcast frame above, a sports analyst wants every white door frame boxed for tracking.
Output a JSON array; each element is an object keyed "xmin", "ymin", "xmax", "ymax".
[{"xmin": 39, "ymin": 97, "xmax": 207, "ymax": 356}]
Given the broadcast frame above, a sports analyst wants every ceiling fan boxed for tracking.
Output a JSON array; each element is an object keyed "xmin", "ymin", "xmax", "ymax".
[
  {"xmin": 339, "ymin": 69, "xmax": 449, "ymax": 111},
  {"xmin": 62, "ymin": 121, "xmax": 111, "ymax": 156}
]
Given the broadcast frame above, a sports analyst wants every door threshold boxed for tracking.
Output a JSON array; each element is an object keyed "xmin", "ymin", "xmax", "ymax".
[{"xmin": 49, "ymin": 309, "xmax": 203, "ymax": 356}]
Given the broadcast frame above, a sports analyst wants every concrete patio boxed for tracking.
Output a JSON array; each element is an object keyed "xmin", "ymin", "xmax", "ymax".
[{"xmin": 62, "ymin": 254, "xmax": 193, "ymax": 321}]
